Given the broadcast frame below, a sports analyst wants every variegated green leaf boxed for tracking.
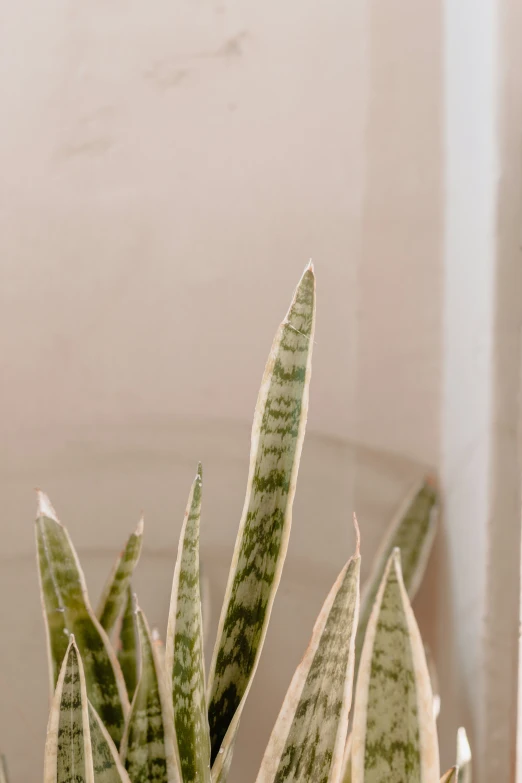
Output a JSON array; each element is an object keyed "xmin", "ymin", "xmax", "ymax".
[
  {"xmin": 354, "ymin": 479, "xmax": 438, "ymax": 683},
  {"xmin": 207, "ymin": 265, "xmax": 316, "ymax": 770},
  {"xmin": 97, "ymin": 518, "xmax": 144, "ymax": 636},
  {"xmin": 0, "ymin": 755, "xmax": 9, "ymax": 783},
  {"xmin": 120, "ymin": 602, "xmax": 177, "ymax": 783},
  {"xmin": 256, "ymin": 533, "xmax": 360, "ymax": 783},
  {"xmin": 43, "ymin": 635, "xmax": 131, "ymax": 783},
  {"xmin": 456, "ymin": 728, "xmax": 471, "ymax": 783},
  {"xmin": 117, "ymin": 587, "xmax": 139, "ymax": 702},
  {"xmin": 166, "ymin": 465, "xmax": 210, "ymax": 783},
  {"xmin": 351, "ymin": 548, "xmax": 439, "ymax": 783},
  {"xmin": 440, "ymin": 768, "xmax": 458, "ymax": 783},
  {"xmin": 36, "ymin": 491, "xmax": 129, "ymax": 746}
]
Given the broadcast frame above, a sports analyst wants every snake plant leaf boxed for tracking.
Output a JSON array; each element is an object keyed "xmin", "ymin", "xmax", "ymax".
[
  {"xmin": 354, "ymin": 478, "xmax": 438, "ymax": 683},
  {"xmin": 36, "ymin": 491, "xmax": 129, "ymax": 746},
  {"xmin": 117, "ymin": 587, "xmax": 139, "ymax": 702},
  {"xmin": 97, "ymin": 518, "xmax": 144, "ymax": 636},
  {"xmin": 456, "ymin": 728, "xmax": 471, "ymax": 783},
  {"xmin": 165, "ymin": 465, "xmax": 210, "ymax": 783},
  {"xmin": 120, "ymin": 601, "xmax": 178, "ymax": 783},
  {"xmin": 424, "ymin": 644, "xmax": 441, "ymax": 721},
  {"xmin": 440, "ymin": 768, "xmax": 458, "ymax": 783},
  {"xmin": 256, "ymin": 528, "xmax": 360, "ymax": 783},
  {"xmin": 43, "ymin": 635, "xmax": 131, "ymax": 783},
  {"xmin": 207, "ymin": 264, "xmax": 316, "ymax": 770},
  {"xmin": 0, "ymin": 755, "xmax": 9, "ymax": 783},
  {"xmin": 351, "ymin": 548, "xmax": 440, "ymax": 783},
  {"xmin": 340, "ymin": 735, "xmax": 352, "ymax": 783}
]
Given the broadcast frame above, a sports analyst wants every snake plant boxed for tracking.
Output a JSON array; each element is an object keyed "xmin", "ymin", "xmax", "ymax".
[{"xmin": 11, "ymin": 266, "xmax": 469, "ymax": 782}]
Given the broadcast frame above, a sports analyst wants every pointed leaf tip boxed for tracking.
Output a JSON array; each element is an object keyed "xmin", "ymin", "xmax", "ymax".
[
  {"xmin": 135, "ymin": 516, "xmax": 144, "ymax": 536},
  {"xmin": 353, "ymin": 513, "xmax": 360, "ymax": 556},
  {"xmin": 36, "ymin": 489, "xmax": 59, "ymax": 522},
  {"xmin": 197, "ymin": 462, "xmax": 203, "ymax": 480}
]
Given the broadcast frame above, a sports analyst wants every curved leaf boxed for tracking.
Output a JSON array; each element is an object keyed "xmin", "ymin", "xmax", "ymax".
[
  {"xmin": 117, "ymin": 587, "xmax": 139, "ymax": 702},
  {"xmin": 256, "ymin": 531, "xmax": 360, "ymax": 783},
  {"xmin": 207, "ymin": 265, "xmax": 316, "ymax": 771},
  {"xmin": 351, "ymin": 549, "xmax": 439, "ymax": 783},
  {"xmin": 97, "ymin": 519, "xmax": 144, "ymax": 636},
  {"xmin": 354, "ymin": 479, "xmax": 438, "ymax": 683},
  {"xmin": 0, "ymin": 755, "xmax": 9, "ymax": 783},
  {"xmin": 36, "ymin": 491, "xmax": 129, "ymax": 746},
  {"xmin": 120, "ymin": 602, "xmax": 178, "ymax": 783},
  {"xmin": 166, "ymin": 465, "xmax": 210, "ymax": 783},
  {"xmin": 43, "ymin": 635, "xmax": 131, "ymax": 783}
]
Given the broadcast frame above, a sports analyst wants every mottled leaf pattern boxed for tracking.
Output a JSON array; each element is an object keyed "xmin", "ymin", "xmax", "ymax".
[
  {"xmin": 256, "ymin": 539, "xmax": 360, "ymax": 783},
  {"xmin": 351, "ymin": 549, "xmax": 439, "ymax": 783},
  {"xmin": 117, "ymin": 587, "xmax": 139, "ymax": 702},
  {"xmin": 207, "ymin": 265, "xmax": 316, "ymax": 767},
  {"xmin": 440, "ymin": 768, "xmax": 458, "ymax": 783},
  {"xmin": 43, "ymin": 636, "xmax": 130, "ymax": 783},
  {"xmin": 97, "ymin": 519, "xmax": 144, "ymax": 636},
  {"xmin": 120, "ymin": 604, "xmax": 177, "ymax": 783},
  {"xmin": 354, "ymin": 480, "xmax": 438, "ymax": 683},
  {"xmin": 36, "ymin": 492, "xmax": 129, "ymax": 746},
  {"xmin": 456, "ymin": 728, "xmax": 471, "ymax": 783},
  {"xmin": 166, "ymin": 465, "xmax": 210, "ymax": 783}
]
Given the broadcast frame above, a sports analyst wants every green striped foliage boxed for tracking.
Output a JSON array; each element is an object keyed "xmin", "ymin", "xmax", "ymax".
[
  {"xmin": 117, "ymin": 587, "xmax": 139, "ymax": 702},
  {"xmin": 97, "ymin": 519, "xmax": 144, "ymax": 636},
  {"xmin": 166, "ymin": 465, "xmax": 210, "ymax": 783},
  {"xmin": 36, "ymin": 492, "xmax": 129, "ymax": 746},
  {"xmin": 43, "ymin": 636, "xmax": 130, "ymax": 783},
  {"xmin": 351, "ymin": 549, "xmax": 439, "ymax": 783},
  {"xmin": 256, "ymin": 530, "xmax": 360, "ymax": 783},
  {"xmin": 354, "ymin": 479, "xmax": 438, "ymax": 684},
  {"xmin": 120, "ymin": 603, "xmax": 177, "ymax": 783},
  {"xmin": 207, "ymin": 265, "xmax": 316, "ymax": 773}
]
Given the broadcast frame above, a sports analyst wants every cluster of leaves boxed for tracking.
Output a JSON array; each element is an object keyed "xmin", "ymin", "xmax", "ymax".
[{"xmin": 21, "ymin": 267, "xmax": 471, "ymax": 782}]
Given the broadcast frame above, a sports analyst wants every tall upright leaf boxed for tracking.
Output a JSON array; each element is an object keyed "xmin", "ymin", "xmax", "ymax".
[
  {"xmin": 207, "ymin": 265, "xmax": 316, "ymax": 770},
  {"xmin": 256, "ymin": 528, "xmax": 360, "ymax": 783},
  {"xmin": 456, "ymin": 728, "xmax": 471, "ymax": 783},
  {"xmin": 166, "ymin": 465, "xmax": 210, "ymax": 783},
  {"xmin": 354, "ymin": 479, "xmax": 438, "ymax": 681},
  {"xmin": 117, "ymin": 587, "xmax": 139, "ymax": 702},
  {"xmin": 351, "ymin": 549, "xmax": 439, "ymax": 783},
  {"xmin": 43, "ymin": 635, "xmax": 131, "ymax": 783},
  {"xmin": 120, "ymin": 603, "xmax": 178, "ymax": 783},
  {"xmin": 97, "ymin": 519, "xmax": 144, "ymax": 636},
  {"xmin": 36, "ymin": 491, "xmax": 129, "ymax": 745}
]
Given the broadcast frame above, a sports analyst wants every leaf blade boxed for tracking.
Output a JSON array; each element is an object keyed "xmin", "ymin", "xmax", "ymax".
[
  {"xmin": 456, "ymin": 728, "xmax": 472, "ymax": 783},
  {"xmin": 117, "ymin": 586, "xmax": 139, "ymax": 702},
  {"xmin": 36, "ymin": 492, "xmax": 129, "ymax": 746},
  {"xmin": 44, "ymin": 636, "xmax": 130, "ymax": 783},
  {"xmin": 166, "ymin": 465, "xmax": 210, "ymax": 783},
  {"xmin": 207, "ymin": 265, "xmax": 316, "ymax": 769},
  {"xmin": 256, "ymin": 537, "xmax": 360, "ymax": 783},
  {"xmin": 121, "ymin": 603, "xmax": 178, "ymax": 783},
  {"xmin": 97, "ymin": 518, "xmax": 144, "ymax": 636},
  {"xmin": 351, "ymin": 549, "xmax": 440, "ymax": 783},
  {"xmin": 440, "ymin": 768, "xmax": 458, "ymax": 783},
  {"xmin": 354, "ymin": 479, "xmax": 438, "ymax": 683}
]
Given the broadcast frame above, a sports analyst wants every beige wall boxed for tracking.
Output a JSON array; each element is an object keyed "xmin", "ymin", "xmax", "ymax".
[{"xmin": 2, "ymin": 0, "xmax": 521, "ymax": 781}]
